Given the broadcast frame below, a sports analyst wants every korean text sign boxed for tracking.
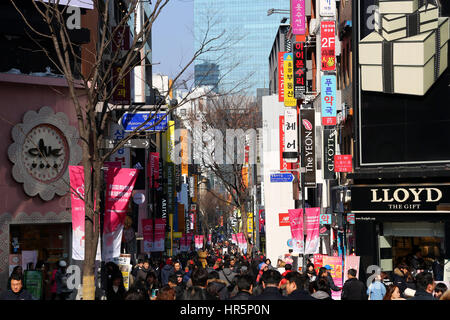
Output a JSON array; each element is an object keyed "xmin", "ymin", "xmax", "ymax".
[
  {"xmin": 283, "ymin": 53, "xmax": 296, "ymax": 107},
  {"xmin": 321, "ymin": 21, "xmax": 336, "ymax": 71},
  {"xmin": 291, "ymin": 0, "xmax": 306, "ymax": 35},
  {"xmin": 321, "ymin": 74, "xmax": 337, "ymax": 125},
  {"xmin": 293, "ymin": 42, "xmax": 306, "ymax": 97}
]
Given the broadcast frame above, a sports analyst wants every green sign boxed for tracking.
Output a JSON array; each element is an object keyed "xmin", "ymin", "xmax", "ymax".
[{"xmin": 24, "ymin": 271, "xmax": 42, "ymax": 300}]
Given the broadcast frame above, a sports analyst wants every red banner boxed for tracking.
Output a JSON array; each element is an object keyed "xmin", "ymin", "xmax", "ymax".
[
  {"xmin": 154, "ymin": 218, "xmax": 166, "ymax": 252},
  {"xmin": 103, "ymin": 168, "xmax": 138, "ymax": 261},
  {"xmin": 142, "ymin": 219, "xmax": 153, "ymax": 253},
  {"xmin": 149, "ymin": 152, "xmax": 160, "ymax": 188},
  {"xmin": 334, "ymin": 155, "xmax": 353, "ymax": 172},
  {"xmin": 278, "ymin": 52, "xmax": 287, "ymax": 102},
  {"xmin": 313, "ymin": 253, "xmax": 323, "ymax": 275},
  {"xmin": 279, "ymin": 213, "xmax": 290, "ymax": 226},
  {"xmin": 288, "ymin": 209, "xmax": 304, "ymax": 253},
  {"xmin": 320, "ymin": 21, "xmax": 336, "ymax": 71}
]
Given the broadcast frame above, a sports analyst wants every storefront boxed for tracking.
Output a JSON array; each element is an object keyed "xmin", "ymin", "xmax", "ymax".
[{"xmin": 351, "ymin": 184, "xmax": 450, "ymax": 283}]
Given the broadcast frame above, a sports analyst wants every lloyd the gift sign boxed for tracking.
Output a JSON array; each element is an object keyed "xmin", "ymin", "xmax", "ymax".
[
  {"xmin": 321, "ymin": 74, "xmax": 337, "ymax": 125},
  {"xmin": 300, "ymin": 109, "xmax": 316, "ymax": 187},
  {"xmin": 283, "ymin": 108, "xmax": 298, "ymax": 163},
  {"xmin": 351, "ymin": 184, "xmax": 450, "ymax": 212},
  {"xmin": 321, "ymin": 20, "xmax": 336, "ymax": 71}
]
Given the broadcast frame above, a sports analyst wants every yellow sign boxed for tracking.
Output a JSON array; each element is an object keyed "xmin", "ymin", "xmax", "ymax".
[
  {"xmin": 283, "ymin": 53, "xmax": 296, "ymax": 107},
  {"xmin": 173, "ymin": 232, "xmax": 183, "ymax": 238},
  {"xmin": 181, "ymin": 129, "xmax": 189, "ymax": 176},
  {"xmin": 167, "ymin": 121, "xmax": 175, "ymax": 163},
  {"xmin": 247, "ymin": 212, "xmax": 253, "ymax": 234}
]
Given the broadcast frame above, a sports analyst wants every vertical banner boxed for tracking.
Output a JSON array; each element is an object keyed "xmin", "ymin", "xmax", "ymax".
[
  {"xmin": 194, "ymin": 235, "xmax": 203, "ymax": 250},
  {"xmin": 291, "ymin": 0, "xmax": 306, "ymax": 35},
  {"xmin": 231, "ymin": 234, "xmax": 237, "ymax": 245},
  {"xmin": 149, "ymin": 152, "xmax": 160, "ymax": 188},
  {"xmin": 304, "ymin": 208, "xmax": 321, "ymax": 254},
  {"xmin": 186, "ymin": 233, "xmax": 193, "ymax": 250},
  {"xmin": 111, "ymin": 66, "xmax": 131, "ymax": 105},
  {"xmin": 181, "ymin": 129, "xmax": 189, "ymax": 176},
  {"xmin": 322, "ymin": 256, "xmax": 343, "ymax": 300},
  {"xmin": 288, "ymin": 209, "xmax": 304, "ymax": 254},
  {"xmin": 320, "ymin": 0, "xmax": 336, "ymax": 16},
  {"xmin": 69, "ymin": 166, "xmax": 101, "ymax": 261},
  {"xmin": 109, "ymin": 123, "xmax": 130, "ymax": 168},
  {"xmin": 247, "ymin": 212, "xmax": 253, "ymax": 235},
  {"xmin": 103, "ymin": 168, "xmax": 138, "ymax": 261},
  {"xmin": 208, "ymin": 234, "xmax": 212, "ymax": 245},
  {"xmin": 293, "ymin": 42, "xmax": 307, "ymax": 98},
  {"xmin": 279, "ymin": 116, "xmax": 293, "ymax": 172},
  {"xmin": 323, "ymin": 128, "xmax": 336, "ymax": 179},
  {"xmin": 153, "ymin": 218, "xmax": 166, "ymax": 252},
  {"xmin": 142, "ymin": 219, "xmax": 153, "ymax": 253},
  {"xmin": 321, "ymin": 21, "xmax": 336, "ymax": 71},
  {"xmin": 237, "ymin": 233, "xmax": 247, "ymax": 253},
  {"xmin": 300, "ymin": 109, "xmax": 316, "ymax": 187},
  {"xmin": 343, "ymin": 255, "xmax": 361, "ymax": 283},
  {"xmin": 283, "ymin": 108, "xmax": 298, "ymax": 163},
  {"xmin": 283, "ymin": 53, "xmax": 297, "ymax": 107},
  {"xmin": 313, "ymin": 253, "xmax": 323, "ymax": 275},
  {"xmin": 278, "ymin": 52, "xmax": 287, "ymax": 102},
  {"xmin": 321, "ymin": 74, "xmax": 337, "ymax": 125}
]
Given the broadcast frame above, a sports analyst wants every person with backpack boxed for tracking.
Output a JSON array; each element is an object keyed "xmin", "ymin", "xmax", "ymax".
[{"xmin": 55, "ymin": 260, "xmax": 72, "ymax": 300}]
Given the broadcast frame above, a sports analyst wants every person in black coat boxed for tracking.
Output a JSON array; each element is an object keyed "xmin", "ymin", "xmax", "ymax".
[
  {"xmin": 408, "ymin": 272, "xmax": 437, "ymax": 300},
  {"xmin": 250, "ymin": 269, "xmax": 286, "ymax": 300},
  {"xmin": 106, "ymin": 273, "xmax": 126, "ymax": 300},
  {"xmin": 318, "ymin": 266, "xmax": 340, "ymax": 292},
  {"xmin": 341, "ymin": 269, "xmax": 367, "ymax": 300},
  {"xmin": 0, "ymin": 273, "xmax": 33, "ymax": 300},
  {"xmin": 230, "ymin": 274, "xmax": 253, "ymax": 300},
  {"xmin": 168, "ymin": 274, "xmax": 185, "ymax": 301},
  {"xmin": 285, "ymin": 272, "xmax": 316, "ymax": 300}
]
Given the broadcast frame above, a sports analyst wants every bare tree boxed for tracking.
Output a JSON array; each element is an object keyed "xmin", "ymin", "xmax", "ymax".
[{"xmin": 10, "ymin": 0, "xmax": 250, "ymax": 299}]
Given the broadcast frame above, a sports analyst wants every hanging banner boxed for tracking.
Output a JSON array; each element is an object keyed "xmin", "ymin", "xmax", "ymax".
[
  {"xmin": 208, "ymin": 234, "xmax": 212, "ymax": 245},
  {"xmin": 231, "ymin": 234, "xmax": 238, "ymax": 245},
  {"xmin": 291, "ymin": 0, "xmax": 306, "ymax": 35},
  {"xmin": 278, "ymin": 52, "xmax": 287, "ymax": 102},
  {"xmin": 313, "ymin": 253, "xmax": 324, "ymax": 275},
  {"xmin": 305, "ymin": 208, "xmax": 321, "ymax": 254},
  {"xmin": 288, "ymin": 208, "xmax": 304, "ymax": 254},
  {"xmin": 194, "ymin": 235, "xmax": 203, "ymax": 250},
  {"xmin": 69, "ymin": 166, "xmax": 101, "ymax": 261},
  {"xmin": 323, "ymin": 256, "xmax": 343, "ymax": 300},
  {"xmin": 300, "ymin": 109, "xmax": 316, "ymax": 187},
  {"xmin": 247, "ymin": 212, "xmax": 253, "ymax": 234},
  {"xmin": 153, "ymin": 218, "xmax": 166, "ymax": 252},
  {"xmin": 109, "ymin": 123, "xmax": 130, "ymax": 168},
  {"xmin": 321, "ymin": 74, "xmax": 337, "ymax": 125},
  {"xmin": 343, "ymin": 255, "xmax": 361, "ymax": 283},
  {"xmin": 142, "ymin": 219, "xmax": 153, "ymax": 253},
  {"xmin": 181, "ymin": 129, "xmax": 189, "ymax": 176},
  {"xmin": 103, "ymin": 167, "xmax": 138, "ymax": 261},
  {"xmin": 321, "ymin": 21, "xmax": 336, "ymax": 71},
  {"xmin": 280, "ymin": 116, "xmax": 293, "ymax": 172},
  {"xmin": 283, "ymin": 53, "xmax": 297, "ymax": 107},
  {"xmin": 293, "ymin": 42, "xmax": 307, "ymax": 98},
  {"xmin": 320, "ymin": 0, "xmax": 336, "ymax": 16},
  {"xmin": 149, "ymin": 152, "xmax": 160, "ymax": 189},
  {"xmin": 237, "ymin": 233, "xmax": 247, "ymax": 253},
  {"xmin": 323, "ymin": 128, "xmax": 337, "ymax": 179},
  {"xmin": 284, "ymin": 108, "xmax": 298, "ymax": 163}
]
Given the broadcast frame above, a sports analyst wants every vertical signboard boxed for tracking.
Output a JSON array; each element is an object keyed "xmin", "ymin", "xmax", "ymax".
[
  {"xmin": 321, "ymin": 21, "xmax": 336, "ymax": 71},
  {"xmin": 283, "ymin": 53, "xmax": 296, "ymax": 107},
  {"xmin": 279, "ymin": 116, "xmax": 292, "ymax": 172},
  {"xmin": 278, "ymin": 52, "xmax": 287, "ymax": 102},
  {"xmin": 293, "ymin": 42, "xmax": 307, "ymax": 98},
  {"xmin": 109, "ymin": 123, "xmax": 130, "ymax": 168},
  {"xmin": 323, "ymin": 128, "xmax": 336, "ymax": 179},
  {"xmin": 291, "ymin": 0, "xmax": 306, "ymax": 35},
  {"xmin": 111, "ymin": 66, "xmax": 131, "ymax": 105},
  {"xmin": 320, "ymin": 0, "xmax": 336, "ymax": 17},
  {"xmin": 321, "ymin": 74, "xmax": 337, "ymax": 125},
  {"xmin": 300, "ymin": 109, "xmax": 316, "ymax": 187},
  {"xmin": 181, "ymin": 129, "xmax": 189, "ymax": 176},
  {"xmin": 283, "ymin": 108, "xmax": 298, "ymax": 163}
]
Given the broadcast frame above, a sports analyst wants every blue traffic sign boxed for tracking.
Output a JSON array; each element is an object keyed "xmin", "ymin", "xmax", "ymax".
[
  {"xmin": 121, "ymin": 112, "xmax": 168, "ymax": 132},
  {"xmin": 270, "ymin": 173, "xmax": 294, "ymax": 183}
]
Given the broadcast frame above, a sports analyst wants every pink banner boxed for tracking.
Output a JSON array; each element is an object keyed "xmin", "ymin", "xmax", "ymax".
[
  {"xmin": 103, "ymin": 168, "xmax": 138, "ymax": 261},
  {"xmin": 149, "ymin": 152, "xmax": 160, "ymax": 188},
  {"xmin": 69, "ymin": 166, "xmax": 101, "ymax": 261},
  {"xmin": 343, "ymin": 255, "xmax": 360, "ymax": 283},
  {"xmin": 291, "ymin": 0, "xmax": 306, "ymax": 35},
  {"xmin": 194, "ymin": 235, "xmax": 203, "ymax": 250},
  {"xmin": 236, "ymin": 233, "xmax": 247, "ymax": 252},
  {"xmin": 288, "ymin": 209, "xmax": 304, "ymax": 253},
  {"xmin": 142, "ymin": 219, "xmax": 153, "ymax": 253},
  {"xmin": 305, "ymin": 208, "xmax": 321, "ymax": 254},
  {"xmin": 323, "ymin": 256, "xmax": 343, "ymax": 300},
  {"xmin": 208, "ymin": 234, "xmax": 212, "ymax": 244},
  {"xmin": 153, "ymin": 218, "xmax": 166, "ymax": 252}
]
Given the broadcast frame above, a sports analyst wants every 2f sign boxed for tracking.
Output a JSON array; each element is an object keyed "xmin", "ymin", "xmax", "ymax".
[
  {"xmin": 66, "ymin": 6, "xmax": 81, "ymax": 30},
  {"xmin": 321, "ymin": 36, "xmax": 335, "ymax": 48}
]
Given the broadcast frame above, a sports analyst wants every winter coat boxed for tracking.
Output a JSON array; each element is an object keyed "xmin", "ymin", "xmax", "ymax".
[
  {"xmin": 230, "ymin": 291, "xmax": 252, "ymax": 300},
  {"xmin": 219, "ymin": 268, "xmax": 237, "ymax": 287},
  {"xmin": 311, "ymin": 290, "xmax": 332, "ymax": 300},
  {"xmin": 249, "ymin": 286, "xmax": 287, "ymax": 300},
  {"xmin": 106, "ymin": 285, "xmax": 126, "ymax": 300},
  {"xmin": 341, "ymin": 278, "xmax": 367, "ymax": 300},
  {"xmin": 367, "ymin": 281, "xmax": 386, "ymax": 300},
  {"xmin": 392, "ymin": 268, "xmax": 407, "ymax": 293},
  {"xmin": 408, "ymin": 289, "xmax": 437, "ymax": 301},
  {"xmin": 207, "ymin": 279, "xmax": 229, "ymax": 300},
  {"xmin": 135, "ymin": 267, "xmax": 152, "ymax": 283},
  {"xmin": 161, "ymin": 265, "xmax": 175, "ymax": 286},
  {"xmin": 287, "ymin": 289, "xmax": 316, "ymax": 300},
  {"xmin": 0, "ymin": 288, "xmax": 33, "ymax": 300}
]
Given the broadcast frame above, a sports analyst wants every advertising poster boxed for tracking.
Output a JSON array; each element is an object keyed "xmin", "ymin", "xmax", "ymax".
[
  {"xmin": 323, "ymin": 256, "xmax": 343, "ymax": 300},
  {"xmin": 343, "ymin": 255, "xmax": 360, "ymax": 283},
  {"xmin": 334, "ymin": 155, "xmax": 353, "ymax": 172},
  {"xmin": 321, "ymin": 21, "xmax": 336, "ymax": 71},
  {"xmin": 304, "ymin": 208, "xmax": 321, "ymax": 254},
  {"xmin": 313, "ymin": 253, "xmax": 323, "ymax": 275},
  {"xmin": 288, "ymin": 208, "xmax": 304, "ymax": 253},
  {"xmin": 103, "ymin": 168, "xmax": 138, "ymax": 261}
]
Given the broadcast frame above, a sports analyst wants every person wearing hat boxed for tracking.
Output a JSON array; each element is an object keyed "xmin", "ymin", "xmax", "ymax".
[
  {"xmin": 318, "ymin": 265, "xmax": 340, "ymax": 293},
  {"xmin": 55, "ymin": 260, "xmax": 72, "ymax": 300},
  {"xmin": 161, "ymin": 258, "xmax": 175, "ymax": 287}
]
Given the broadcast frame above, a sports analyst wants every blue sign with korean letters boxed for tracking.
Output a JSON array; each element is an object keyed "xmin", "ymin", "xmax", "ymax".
[
  {"xmin": 121, "ymin": 112, "xmax": 168, "ymax": 132},
  {"xmin": 321, "ymin": 74, "xmax": 337, "ymax": 125},
  {"xmin": 270, "ymin": 173, "xmax": 294, "ymax": 183}
]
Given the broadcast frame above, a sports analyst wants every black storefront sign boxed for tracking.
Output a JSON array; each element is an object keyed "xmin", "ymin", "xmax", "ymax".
[
  {"xmin": 293, "ymin": 42, "xmax": 306, "ymax": 98},
  {"xmin": 300, "ymin": 109, "xmax": 316, "ymax": 187},
  {"xmin": 323, "ymin": 128, "xmax": 336, "ymax": 180},
  {"xmin": 351, "ymin": 184, "xmax": 450, "ymax": 212}
]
